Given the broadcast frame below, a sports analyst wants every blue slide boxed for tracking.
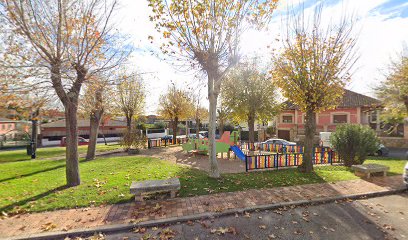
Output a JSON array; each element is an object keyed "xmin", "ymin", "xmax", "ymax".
[{"xmin": 230, "ymin": 145, "xmax": 246, "ymax": 161}]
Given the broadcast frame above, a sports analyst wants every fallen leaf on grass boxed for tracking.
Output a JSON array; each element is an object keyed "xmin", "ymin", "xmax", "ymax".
[
  {"xmin": 259, "ymin": 225, "xmax": 266, "ymax": 229},
  {"xmin": 268, "ymin": 234, "xmax": 276, "ymax": 239}
]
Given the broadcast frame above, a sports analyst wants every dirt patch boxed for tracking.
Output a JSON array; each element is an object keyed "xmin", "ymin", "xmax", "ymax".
[{"xmin": 102, "ymin": 146, "xmax": 246, "ymax": 173}]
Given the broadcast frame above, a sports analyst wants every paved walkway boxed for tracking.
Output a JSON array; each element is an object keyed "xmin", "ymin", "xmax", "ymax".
[{"xmin": 0, "ymin": 175, "xmax": 405, "ymax": 238}]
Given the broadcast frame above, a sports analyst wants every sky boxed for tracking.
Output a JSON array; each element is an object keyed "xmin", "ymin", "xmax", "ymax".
[{"xmin": 114, "ymin": 0, "xmax": 408, "ymax": 115}]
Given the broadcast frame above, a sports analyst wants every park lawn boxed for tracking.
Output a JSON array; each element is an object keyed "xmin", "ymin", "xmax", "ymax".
[
  {"xmin": 365, "ymin": 157, "xmax": 407, "ymax": 175},
  {"xmin": 0, "ymin": 143, "xmax": 122, "ymax": 163},
  {"xmin": 0, "ymin": 155, "xmax": 406, "ymax": 214}
]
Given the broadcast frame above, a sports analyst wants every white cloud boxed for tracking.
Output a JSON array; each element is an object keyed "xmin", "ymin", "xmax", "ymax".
[{"xmin": 116, "ymin": 0, "xmax": 408, "ymax": 114}]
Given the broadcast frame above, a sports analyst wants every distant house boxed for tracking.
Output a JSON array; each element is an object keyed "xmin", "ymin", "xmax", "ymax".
[
  {"xmin": 40, "ymin": 119, "xmax": 127, "ymax": 140},
  {"xmin": 275, "ymin": 90, "xmax": 383, "ymax": 141},
  {"xmin": 0, "ymin": 118, "xmax": 30, "ymax": 135}
]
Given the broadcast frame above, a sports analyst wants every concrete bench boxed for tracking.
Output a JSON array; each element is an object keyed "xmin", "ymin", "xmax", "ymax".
[
  {"xmin": 130, "ymin": 178, "xmax": 180, "ymax": 201},
  {"xmin": 351, "ymin": 164, "xmax": 390, "ymax": 179}
]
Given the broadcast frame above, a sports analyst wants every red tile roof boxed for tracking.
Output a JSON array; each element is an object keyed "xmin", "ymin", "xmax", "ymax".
[{"xmin": 283, "ymin": 89, "xmax": 381, "ymax": 110}]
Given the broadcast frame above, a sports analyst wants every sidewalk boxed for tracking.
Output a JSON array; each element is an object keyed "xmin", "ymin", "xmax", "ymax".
[{"xmin": 0, "ymin": 175, "xmax": 406, "ymax": 239}]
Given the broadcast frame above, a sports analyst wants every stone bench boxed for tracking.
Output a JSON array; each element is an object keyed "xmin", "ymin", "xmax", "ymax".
[
  {"xmin": 130, "ymin": 178, "xmax": 180, "ymax": 201},
  {"xmin": 351, "ymin": 164, "xmax": 390, "ymax": 179}
]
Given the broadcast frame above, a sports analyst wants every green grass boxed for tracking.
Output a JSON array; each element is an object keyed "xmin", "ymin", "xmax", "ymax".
[
  {"xmin": 365, "ymin": 157, "xmax": 407, "ymax": 175},
  {"xmin": 0, "ymin": 144, "xmax": 122, "ymax": 163},
  {"xmin": 0, "ymin": 155, "xmax": 405, "ymax": 214}
]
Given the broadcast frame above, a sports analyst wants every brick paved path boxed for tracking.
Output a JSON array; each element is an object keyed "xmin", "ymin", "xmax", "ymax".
[{"xmin": 0, "ymin": 175, "xmax": 405, "ymax": 238}]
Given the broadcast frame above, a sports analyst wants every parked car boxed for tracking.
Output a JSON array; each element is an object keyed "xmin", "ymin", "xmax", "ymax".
[
  {"xmin": 162, "ymin": 135, "xmax": 173, "ymax": 140},
  {"xmin": 60, "ymin": 137, "xmax": 89, "ymax": 147},
  {"xmin": 199, "ymin": 131, "xmax": 208, "ymax": 138},
  {"xmin": 374, "ymin": 144, "xmax": 389, "ymax": 156},
  {"xmin": 188, "ymin": 134, "xmax": 204, "ymax": 139},
  {"xmin": 262, "ymin": 138, "xmax": 296, "ymax": 146},
  {"xmin": 404, "ymin": 161, "xmax": 408, "ymax": 188}
]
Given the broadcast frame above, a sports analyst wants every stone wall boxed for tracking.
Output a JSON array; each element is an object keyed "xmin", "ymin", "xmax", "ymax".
[{"xmin": 379, "ymin": 137, "xmax": 408, "ymax": 148}]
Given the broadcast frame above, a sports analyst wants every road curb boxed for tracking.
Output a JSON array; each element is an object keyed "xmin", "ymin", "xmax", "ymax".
[{"xmin": 4, "ymin": 187, "xmax": 407, "ymax": 240}]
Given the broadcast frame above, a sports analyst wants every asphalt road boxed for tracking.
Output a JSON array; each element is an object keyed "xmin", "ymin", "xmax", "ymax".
[{"xmin": 75, "ymin": 193, "xmax": 408, "ymax": 240}]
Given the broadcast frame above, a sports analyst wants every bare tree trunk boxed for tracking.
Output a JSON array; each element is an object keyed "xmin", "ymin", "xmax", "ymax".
[
  {"xmin": 126, "ymin": 115, "xmax": 132, "ymax": 131},
  {"xmin": 100, "ymin": 122, "xmax": 107, "ymax": 145},
  {"xmin": 196, "ymin": 118, "xmax": 200, "ymax": 139},
  {"xmin": 173, "ymin": 117, "xmax": 178, "ymax": 144},
  {"xmin": 219, "ymin": 119, "xmax": 224, "ymax": 138},
  {"xmin": 208, "ymin": 73, "xmax": 220, "ymax": 178},
  {"xmin": 86, "ymin": 110, "xmax": 103, "ymax": 160},
  {"xmin": 51, "ymin": 63, "xmax": 81, "ymax": 187},
  {"xmin": 300, "ymin": 108, "xmax": 316, "ymax": 173},
  {"xmin": 248, "ymin": 113, "xmax": 255, "ymax": 144},
  {"xmin": 65, "ymin": 102, "xmax": 80, "ymax": 186}
]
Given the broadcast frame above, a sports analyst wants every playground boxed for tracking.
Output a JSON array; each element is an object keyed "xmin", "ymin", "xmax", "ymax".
[
  {"xmin": 143, "ymin": 131, "xmax": 343, "ymax": 173},
  {"xmin": 139, "ymin": 146, "xmax": 245, "ymax": 173}
]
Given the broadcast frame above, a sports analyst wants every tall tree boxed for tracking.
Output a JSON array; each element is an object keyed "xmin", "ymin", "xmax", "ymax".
[
  {"xmin": 222, "ymin": 61, "xmax": 278, "ymax": 143},
  {"xmin": 79, "ymin": 75, "xmax": 113, "ymax": 160},
  {"xmin": 376, "ymin": 53, "xmax": 408, "ymax": 124},
  {"xmin": 115, "ymin": 72, "xmax": 145, "ymax": 130},
  {"xmin": 216, "ymin": 100, "xmax": 231, "ymax": 138},
  {"xmin": 271, "ymin": 6, "xmax": 358, "ymax": 173},
  {"xmin": 190, "ymin": 91, "xmax": 209, "ymax": 139},
  {"xmin": 158, "ymin": 85, "xmax": 193, "ymax": 143},
  {"xmin": 148, "ymin": 0, "xmax": 278, "ymax": 178},
  {"xmin": 1, "ymin": 0, "xmax": 128, "ymax": 186}
]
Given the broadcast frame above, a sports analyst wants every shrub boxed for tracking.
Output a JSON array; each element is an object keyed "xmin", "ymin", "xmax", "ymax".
[
  {"xmin": 154, "ymin": 121, "xmax": 166, "ymax": 129},
  {"xmin": 223, "ymin": 124, "xmax": 235, "ymax": 132},
  {"xmin": 330, "ymin": 124, "xmax": 379, "ymax": 166},
  {"xmin": 266, "ymin": 125, "xmax": 275, "ymax": 136},
  {"xmin": 120, "ymin": 128, "xmax": 147, "ymax": 152}
]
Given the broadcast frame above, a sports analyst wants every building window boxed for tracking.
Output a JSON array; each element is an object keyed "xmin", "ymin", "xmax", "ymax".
[
  {"xmin": 8, "ymin": 124, "xmax": 12, "ymax": 129},
  {"xmin": 333, "ymin": 114, "xmax": 348, "ymax": 124},
  {"xmin": 1, "ymin": 125, "xmax": 5, "ymax": 130},
  {"xmin": 282, "ymin": 115, "xmax": 293, "ymax": 123},
  {"xmin": 368, "ymin": 111, "xmax": 377, "ymax": 123}
]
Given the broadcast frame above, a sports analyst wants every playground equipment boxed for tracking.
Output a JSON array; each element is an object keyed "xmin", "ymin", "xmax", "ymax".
[
  {"xmin": 230, "ymin": 145, "xmax": 246, "ymax": 160},
  {"xmin": 181, "ymin": 131, "xmax": 239, "ymax": 156}
]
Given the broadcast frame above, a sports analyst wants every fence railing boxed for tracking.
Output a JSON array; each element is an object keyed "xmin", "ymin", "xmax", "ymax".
[
  {"xmin": 240, "ymin": 142, "xmax": 342, "ymax": 171},
  {"xmin": 239, "ymin": 141, "xmax": 334, "ymax": 154},
  {"xmin": 147, "ymin": 137, "xmax": 188, "ymax": 149},
  {"xmin": 244, "ymin": 150, "xmax": 341, "ymax": 171}
]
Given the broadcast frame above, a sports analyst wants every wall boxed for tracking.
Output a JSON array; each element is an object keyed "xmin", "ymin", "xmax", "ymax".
[
  {"xmin": 379, "ymin": 137, "xmax": 408, "ymax": 148},
  {"xmin": 0, "ymin": 122, "xmax": 15, "ymax": 135},
  {"xmin": 42, "ymin": 126, "xmax": 126, "ymax": 138}
]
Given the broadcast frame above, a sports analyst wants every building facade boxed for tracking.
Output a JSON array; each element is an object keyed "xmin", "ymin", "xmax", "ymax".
[
  {"xmin": 40, "ymin": 119, "xmax": 127, "ymax": 140},
  {"xmin": 275, "ymin": 90, "xmax": 385, "ymax": 142}
]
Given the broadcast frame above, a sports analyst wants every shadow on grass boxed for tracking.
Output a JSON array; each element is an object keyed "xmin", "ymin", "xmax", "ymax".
[
  {"xmin": 0, "ymin": 185, "xmax": 69, "ymax": 214},
  {"xmin": 0, "ymin": 163, "xmax": 66, "ymax": 183}
]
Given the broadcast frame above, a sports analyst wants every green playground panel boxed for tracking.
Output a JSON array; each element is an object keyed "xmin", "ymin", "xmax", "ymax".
[{"xmin": 182, "ymin": 139, "xmax": 231, "ymax": 154}]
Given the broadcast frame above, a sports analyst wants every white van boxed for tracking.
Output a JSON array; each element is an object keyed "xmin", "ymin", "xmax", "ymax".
[{"xmin": 319, "ymin": 132, "xmax": 332, "ymax": 148}]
